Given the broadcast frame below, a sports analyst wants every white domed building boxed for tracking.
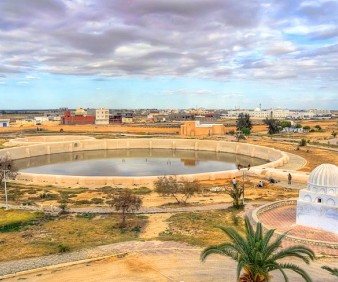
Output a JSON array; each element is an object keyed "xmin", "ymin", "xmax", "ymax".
[{"xmin": 296, "ymin": 164, "xmax": 338, "ymax": 234}]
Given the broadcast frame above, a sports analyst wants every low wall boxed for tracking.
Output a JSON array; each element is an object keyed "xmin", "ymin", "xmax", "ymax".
[
  {"xmin": 5, "ymin": 135, "xmax": 94, "ymax": 147},
  {"xmin": 0, "ymin": 138, "xmax": 290, "ymax": 187}
]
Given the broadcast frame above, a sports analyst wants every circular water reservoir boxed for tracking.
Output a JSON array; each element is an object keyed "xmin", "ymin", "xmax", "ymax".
[{"xmin": 15, "ymin": 149, "xmax": 267, "ymax": 177}]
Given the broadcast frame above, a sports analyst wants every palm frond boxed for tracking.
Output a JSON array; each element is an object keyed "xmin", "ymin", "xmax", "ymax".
[
  {"xmin": 276, "ymin": 263, "xmax": 313, "ymax": 282},
  {"xmin": 270, "ymin": 245, "xmax": 315, "ymax": 264},
  {"xmin": 201, "ymin": 243, "xmax": 238, "ymax": 261}
]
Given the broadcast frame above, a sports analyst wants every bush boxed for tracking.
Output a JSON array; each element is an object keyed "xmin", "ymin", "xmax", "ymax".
[
  {"xmin": 299, "ymin": 139, "xmax": 307, "ymax": 146},
  {"xmin": 91, "ymin": 198, "xmax": 104, "ymax": 204},
  {"xmin": 132, "ymin": 187, "xmax": 152, "ymax": 195},
  {"xmin": 57, "ymin": 244, "xmax": 70, "ymax": 253},
  {"xmin": 76, "ymin": 213, "xmax": 96, "ymax": 220}
]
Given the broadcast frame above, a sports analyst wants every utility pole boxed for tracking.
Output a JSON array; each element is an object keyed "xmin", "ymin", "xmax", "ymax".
[{"xmin": 237, "ymin": 163, "xmax": 250, "ymax": 206}]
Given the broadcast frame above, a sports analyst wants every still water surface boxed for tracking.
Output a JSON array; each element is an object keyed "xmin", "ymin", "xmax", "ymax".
[{"xmin": 16, "ymin": 149, "xmax": 267, "ymax": 176}]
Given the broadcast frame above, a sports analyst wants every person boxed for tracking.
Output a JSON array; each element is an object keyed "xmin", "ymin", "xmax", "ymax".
[
  {"xmin": 288, "ymin": 173, "xmax": 292, "ymax": 185},
  {"xmin": 232, "ymin": 177, "xmax": 237, "ymax": 189},
  {"xmin": 257, "ymin": 180, "xmax": 264, "ymax": 188},
  {"xmin": 268, "ymin": 177, "xmax": 276, "ymax": 184}
]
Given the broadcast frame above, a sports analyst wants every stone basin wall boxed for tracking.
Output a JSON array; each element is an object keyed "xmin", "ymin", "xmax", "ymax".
[
  {"xmin": 5, "ymin": 135, "xmax": 94, "ymax": 146},
  {"xmin": 0, "ymin": 138, "xmax": 289, "ymax": 187}
]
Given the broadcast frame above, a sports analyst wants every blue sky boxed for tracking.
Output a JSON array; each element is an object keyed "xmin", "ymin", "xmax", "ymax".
[{"xmin": 0, "ymin": 0, "xmax": 338, "ymax": 110}]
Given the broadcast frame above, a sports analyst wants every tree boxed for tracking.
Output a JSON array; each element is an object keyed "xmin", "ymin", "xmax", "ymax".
[
  {"xmin": 314, "ymin": 125, "xmax": 322, "ymax": 131},
  {"xmin": 241, "ymin": 127, "xmax": 251, "ymax": 135},
  {"xmin": 110, "ymin": 190, "xmax": 142, "ymax": 227},
  {"xmin": 280, "ymin": 121, "xmax": 291, "ymax": 129},
  {"xmin": 321, "ymin": 266, "xmax": 338, "ymax": 278},
  {"xmin": 331, "ymin": 131, "xmax": 337, "ymax": 138},
  {"xmin": 0, "ymin": 155, "xmax": 17, "ymax": 184},
  {"xmin": 201, "ymin": 217, "xmax": 315, "ymax": 282},
  {"xmin": 235, "ymin": 132, "xmax": 246, "ymax": 142},
  {"xmin": 263, "ymin": 118, "xmax": 281, "ymax": 135},
  {"xmin": 236, "ymin": 113, "xmax": 253, "ymax": 133},
  {"xmin": 154, "ymin": 176, "xmax": 200, "ymax": 205},
  {"xmin": 299, "ymin": 138, "xmax": 307, "ymax": 147},
  {"xmin": 224, "ymin": 185, "xmax": 243, "ymax": 209},
  {"xmin": 303, "ymin": 126, "xmax": 311, "ymax": 131}
]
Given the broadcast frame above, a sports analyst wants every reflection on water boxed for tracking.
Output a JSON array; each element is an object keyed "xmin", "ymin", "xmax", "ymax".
[{"xmin": 16, "ymin": 149, "xmax": 266, "ymax": 177}]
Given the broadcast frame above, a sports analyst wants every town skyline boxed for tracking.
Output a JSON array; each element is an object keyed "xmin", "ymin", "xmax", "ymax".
[{"xmin": 1, "ymin": 1, "xmax": 338, "ymax": 110}]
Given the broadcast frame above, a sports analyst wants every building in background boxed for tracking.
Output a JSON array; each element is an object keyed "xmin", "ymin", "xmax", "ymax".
[
  {"xmin": 61, "ymin": 109, "xmax": 95, "ymax": 125},
  {"xmin": 122, "ymin": 112, "xmax": 133, "ymax": 123},
  {"xmin": 0, "ymin": 119, "xmax": 10, "ymax": 127},
  {"xmin": 95, "ymin": 108, "xmax": 109, "ymax": 125},
  {"xmin": 180, "ymin": 121, "xmax": 225, "ymax": 136}
]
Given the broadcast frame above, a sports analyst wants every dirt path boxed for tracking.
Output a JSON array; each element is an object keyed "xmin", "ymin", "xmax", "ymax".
[{"xmin": 140, "ymin": 213, "xmax": 172, "ymax": 239}]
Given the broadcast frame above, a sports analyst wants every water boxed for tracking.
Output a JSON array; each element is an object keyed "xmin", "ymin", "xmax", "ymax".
[{"xmin": 16, "ymin": 149, "xmax": 266, "ymax": 177}]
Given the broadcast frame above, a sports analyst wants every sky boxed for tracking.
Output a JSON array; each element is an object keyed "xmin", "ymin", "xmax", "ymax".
[{"xmin": 0, "ymin": 0, "xmax": 338, "ymax": 110}]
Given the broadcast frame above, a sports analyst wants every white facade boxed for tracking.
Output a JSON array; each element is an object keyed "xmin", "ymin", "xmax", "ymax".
[
  {"xmin": 95, "ymin": 108, "xmax": 109, "ymax": 125},
  {"xmin": 296, "ymin": 164, "xmax": 338, "ymax": 234},
  {"xmin": 0, "ymin": 119, "xmax": 10, "ymax": 127},
  {"xmin": 226, "ymin": 108, "xmax": 290, "ymax": 119},
  {"xmin": 34, "ymin": 116, "xmax": 49, "ymax": 124}
]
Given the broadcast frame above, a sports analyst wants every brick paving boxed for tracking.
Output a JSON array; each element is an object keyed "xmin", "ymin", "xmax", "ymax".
[{"xmin": 257, "ymin": 204, "xmax": 338, "ymax": 256}]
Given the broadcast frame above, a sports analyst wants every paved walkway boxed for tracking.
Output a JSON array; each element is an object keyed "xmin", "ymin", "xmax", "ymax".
[
  {"xmin": 1, "ymin": 241, "xmax": 337, "ymax": 282},
  {"xmin": 280, "ymin": 152, "xmax": 307, "ymax": 170}
]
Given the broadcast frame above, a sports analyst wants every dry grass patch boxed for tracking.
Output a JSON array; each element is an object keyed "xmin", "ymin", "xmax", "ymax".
[
  {"xmin": 159, "ymin": 208, "xmax": 245, "ymax": 246},
  {"xmin": 0, "ymin": 212, "xmax": 147, "ymax": 262}
]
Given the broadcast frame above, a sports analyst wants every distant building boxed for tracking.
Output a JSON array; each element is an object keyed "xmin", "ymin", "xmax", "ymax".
[
  {"xmin": 109, "ymin": 112, "xmax": 122, "ymax": 124},
  {"xmin": 34, "ymin": 116, "xmax": 49, "ymax": 125},
  {"xmin": 180, "ymin": 121, "xmax": 225, "ymax": 136},
  {"xmin": 0, "ymin": 119, "xmax": 10, "ymax": 127},
  {"xmin": 95, "ymin": 108, "xmax": 109, "ymax": 125},
  {"xmin": 61, "ymin": 110, "xmax": 95, "ymax": 125},
  {"xmin": 15, "ymin": 119, "xmax": 36, "ymax": 126},
  {"xmin": 225, "ymin": 108, "xmax": 291, "ymax": 119},
  {"xmin": 122, "ymin": 113, "xmax": 133, "ymax": 124}
]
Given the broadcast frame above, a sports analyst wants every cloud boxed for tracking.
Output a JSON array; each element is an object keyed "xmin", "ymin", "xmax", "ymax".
[{"xmin": 0, "ymin": 0, "xmax": 336, "ymax": 95}]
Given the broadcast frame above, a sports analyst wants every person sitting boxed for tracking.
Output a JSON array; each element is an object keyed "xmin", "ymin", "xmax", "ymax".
[
  {"xmin": 268, "ymin": 177, "xmax": 276, "ymax": 184},
  {"xmin": 257, "ymin": 180, "xmax": 264, "ymax": 188}
]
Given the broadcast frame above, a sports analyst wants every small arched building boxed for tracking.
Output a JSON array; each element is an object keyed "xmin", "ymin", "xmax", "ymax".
[
  {"xmin": 296, "ymin": 164, "xmax": 338, "ymax": 234},
  {"xmin": 180, "ymin": 121, "xmax": 225, "ymax": 137}
]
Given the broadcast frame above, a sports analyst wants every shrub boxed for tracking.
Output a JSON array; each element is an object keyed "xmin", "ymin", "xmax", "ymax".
[
  {"xmin": 57, "ymin": 244, "xmax": 70, "ymax": 253},
  {"xmin": 299, "ymin": 138, "xmax": 307, "ymax": 146}
]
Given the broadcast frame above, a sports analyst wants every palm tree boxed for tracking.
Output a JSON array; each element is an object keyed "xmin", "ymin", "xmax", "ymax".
[{"xmin": 201, "ymin": 217, "xmax": 315, "ymax": 282}]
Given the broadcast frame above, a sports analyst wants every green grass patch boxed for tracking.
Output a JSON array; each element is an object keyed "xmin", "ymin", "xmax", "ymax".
[
  {"xmin": 132, "ymin": 186, "xmax": 152, "ymax": 195},
  {"xmin": 0, "ymin": 209, "xmax": 43, "ymax": 232}
]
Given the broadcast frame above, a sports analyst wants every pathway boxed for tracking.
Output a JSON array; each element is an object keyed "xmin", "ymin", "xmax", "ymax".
[{"xmin": 1, "ymin": 241, "xmax": 337, "ymax": 282}]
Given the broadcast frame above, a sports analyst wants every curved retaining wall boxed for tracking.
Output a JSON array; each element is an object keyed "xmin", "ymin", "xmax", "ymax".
[
  {"xmin": 0, "ymin": 138, "xmax": 289, "ymax": 187},
  {"xmin": 252, "ymin": 200, "xmax": 338, "ymax": 250},
  {"xmin": 5, "ymin": 135, "xmax": 95, "ymax": 147}
]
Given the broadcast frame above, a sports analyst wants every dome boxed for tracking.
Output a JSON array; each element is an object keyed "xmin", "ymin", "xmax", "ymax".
[
  {"xmin": 308, "ymin": 164, "xmax": 338, "ymax": 188},
  {"xmin": 254, "ymin": 108, "xmax": 261, "ymax": 112}
]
